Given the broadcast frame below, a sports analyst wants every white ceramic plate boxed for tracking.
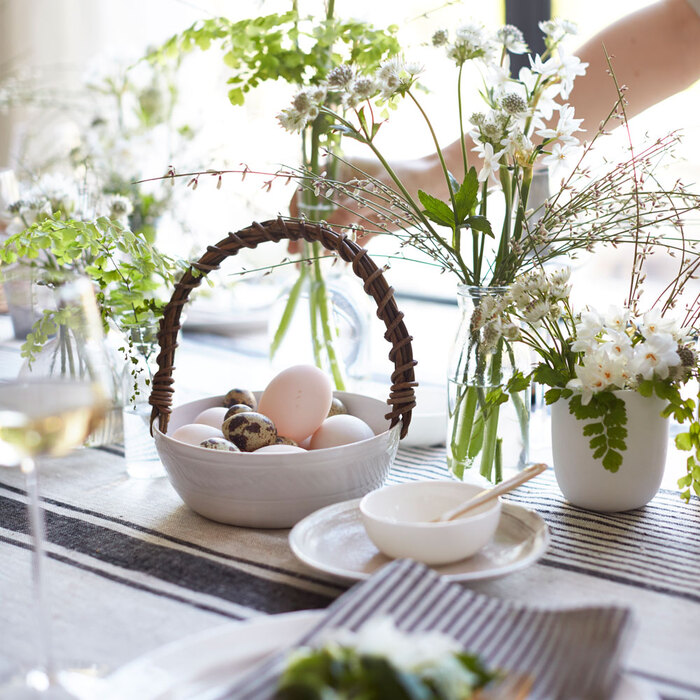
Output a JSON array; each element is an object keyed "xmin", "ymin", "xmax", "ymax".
[
  {"xmin": 289, "ymin": 498, "xmax": 550, "ymax": 582},
  {"xmin": 101, "ymin": 612, "xmax": 658, "ymax": 700}
]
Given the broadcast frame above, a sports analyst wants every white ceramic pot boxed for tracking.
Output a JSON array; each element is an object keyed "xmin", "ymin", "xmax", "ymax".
[
  {"xmin": 154, "ymin": 391, "xmax": 400, "ymax": 528},
  {"xmin": 551, "ymin": 390, "xmax": 668, "ymax": 512}
]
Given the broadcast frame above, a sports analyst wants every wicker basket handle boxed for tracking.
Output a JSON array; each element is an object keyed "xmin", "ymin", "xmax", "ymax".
[{"xmin": 149, "ymin": 218, "xmax": 417, "ymax": 438}]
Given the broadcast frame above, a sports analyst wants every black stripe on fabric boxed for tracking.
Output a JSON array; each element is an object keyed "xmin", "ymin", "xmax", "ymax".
[
  {"xmin": 545, "ymin": 531, "xmax": 700, "ymax": 584},
  {"xmin": 95, "ymin": 444, "xmax": 125, "ymax": 457},
  {"xmin": 504, "ymin": 491, "xmax": 700, "ymax": 544},
  {"xmin": 0, "ymin": 495, "xmax": 336, "ymax": 614},
  {"xmin": 537, "ymin": 556, "xmax": 700, "ymax": 604},
  {"xmin": 0, "ymin": 534, "xmax": 243, "ymax": 621},
  {"xmin": 0, "ymin": 480, "xmax": 347, "ymax": 593},
  {"xmin": 533, "ymin": 508, "xmax": 700, "ymax": 569}
]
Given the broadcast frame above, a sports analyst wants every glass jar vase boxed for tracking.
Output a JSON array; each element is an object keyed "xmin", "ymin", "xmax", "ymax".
[{"xmin": 447, "ymin": 285, "xmax": 530, "ymax": 483}]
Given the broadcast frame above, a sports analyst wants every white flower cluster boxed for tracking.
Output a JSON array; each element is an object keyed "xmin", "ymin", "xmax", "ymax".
[
  {"xmin": 446, "ymin": 20, "xmax": 587, "ymax": 181},
  {"xmin": 276, "ymin": 58, "xmax": 424, "ymax": 134},
  {"xmin": 510, "ymin": 267, "xmax": 571, "ymax": 325},
  {"xmin": 567, "ymin": 307, "xmax": 692, "ymax": 404}
]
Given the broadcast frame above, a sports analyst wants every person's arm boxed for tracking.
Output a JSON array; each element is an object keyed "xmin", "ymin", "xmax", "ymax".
[{"xmin": 569, "ymin": 0, "xmax": 700, "ymax": 131}]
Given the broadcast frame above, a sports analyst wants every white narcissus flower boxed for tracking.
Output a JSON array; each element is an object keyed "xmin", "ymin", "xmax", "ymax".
[
  {"xmin": 541, "ymin": 141, "xmax": 583, "ymax": 176},
  {"xmin": 601, "ymin": 330, "xmax": 633, "ymax": 360},
  {"xmin": 604, "ymin": 306, "xmax": 630, "ymax": 332},
  {"xmin": 640, "ymin": 308, "xmax": 678, "ymax": 338},
  {"xmin": 535, "ymin": 103, "xmax": 584, "ymax": 143},
  {"xmin": 555, "ymin": 51, "xmax": 588, "ymax": 98},
  {"xmin": 632, "ymin": 333, "xmax": 681, "ymax": 380},
  {"xmin": 473, "ymin": 141, "xmax": 504, "ymax": 182}
]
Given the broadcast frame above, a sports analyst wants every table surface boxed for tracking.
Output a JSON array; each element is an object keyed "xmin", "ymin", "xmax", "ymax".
[{"xmin": 0, "ymin": 316, "xmax": 699, "ymax": 700}]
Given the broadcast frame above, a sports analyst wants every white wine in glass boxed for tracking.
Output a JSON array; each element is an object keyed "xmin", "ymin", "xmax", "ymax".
[{"xmin": 0, "ymin": 274, "xmax": 111, "ymax": 698}]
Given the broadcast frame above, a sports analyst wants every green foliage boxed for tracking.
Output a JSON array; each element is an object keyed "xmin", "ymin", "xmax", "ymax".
[
  {"xmin": 675, "ymin": 386, "xmax": 700, "ymax": 502},
  {"xmin": 418, "ymin": 170, "xmax": 493, "ymax": 236},
  {"xmin": 149, "ymin": 13, "xmax": 400, "ymax": 108},
  {"xmin": 569, "ymin": 393, "xmax": 628, "ymax": 473},
  {"xmin": 0, "ymin": 215, "xmax": 185, "ymax": 363},
  {"xmin": 276, "ymin": 643, "xmax": 496, "ymax": 700}
]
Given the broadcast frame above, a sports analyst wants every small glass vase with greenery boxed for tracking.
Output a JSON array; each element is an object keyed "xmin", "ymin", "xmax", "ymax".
[{"xmin": 0, "ymin": 212, "xmax": 186, "ymax": 443}]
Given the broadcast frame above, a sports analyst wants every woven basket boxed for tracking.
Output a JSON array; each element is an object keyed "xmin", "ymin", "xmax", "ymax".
[{"xmin": 149, "ymin": 217, "xmax": 417, "ymax": 438}]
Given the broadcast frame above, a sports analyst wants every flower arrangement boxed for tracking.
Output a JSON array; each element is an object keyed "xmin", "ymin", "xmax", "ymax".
[
  {"xmin": 277, "ymin": 617, "xmax": 497, "ymax": 699},
  {"xmin": 271, "ymin": 18, "xmax": 700, "ymax": 483},
  {"xmin": 485, "ymin": 266, "xmax": 700, "ymax": 501}
]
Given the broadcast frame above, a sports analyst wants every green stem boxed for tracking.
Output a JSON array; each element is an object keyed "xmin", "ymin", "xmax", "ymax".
[
  {"xmin": 449, "ymin": 384, "xmax": 479, "ymax": 479},
  {"xmin": 270, "ymin": 265, "xmax": 307, "ymax": 358},
  {"xmin": 479, "ymin": 340, "xmax": 503, "ymax": 482},
  {"xmin": 457, "ymin": 63, "xmax": 468, "ymax": 178}
]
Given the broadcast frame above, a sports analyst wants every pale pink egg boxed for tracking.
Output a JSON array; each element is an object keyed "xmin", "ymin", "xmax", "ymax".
[
  {"xmin": 310, "ymin": 414, "xmax": 374, "ymax": 449},
  {"xmin": 258, "ymin": 365, "xmax": 332, "ymax": 443},
  {"xmin": 171, "ymin": 423, "xmax": 224, "ymax": 446},
  {"xmin": 194, "ymin": 406, "xmax": 228, "ymax": 429},
  {"xmin": 254, "ymin": 444, "xmax": 307, "ymax": 454}
]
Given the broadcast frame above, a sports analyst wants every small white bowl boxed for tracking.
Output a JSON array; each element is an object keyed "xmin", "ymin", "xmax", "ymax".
[
  {"xmin": 359, "ymin": 481, "xmax": 501, "ymax": 565},
  {"xmin": 154, "ymin": 391, "xmax": 401, "ymax": 528}
]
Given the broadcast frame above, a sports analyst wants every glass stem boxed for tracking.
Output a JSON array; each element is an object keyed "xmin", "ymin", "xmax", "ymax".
[{"xmin": 22, "ymin": 456, "xmax": 55, "ymax": 688}]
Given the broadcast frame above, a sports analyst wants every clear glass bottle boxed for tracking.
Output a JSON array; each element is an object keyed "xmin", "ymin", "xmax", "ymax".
[
  {"xmin": 447, "ymin": 285, "xmax": 530, "ymax": 483},
  {"xmin": 121, "ymin": 321, "xmax": 164, "ymax": 479}
]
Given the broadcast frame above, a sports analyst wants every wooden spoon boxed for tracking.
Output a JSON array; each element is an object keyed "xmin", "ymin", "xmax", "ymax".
[{"xmin": 433, "ymin": 463, "xmax": 548, "ymax": 523}]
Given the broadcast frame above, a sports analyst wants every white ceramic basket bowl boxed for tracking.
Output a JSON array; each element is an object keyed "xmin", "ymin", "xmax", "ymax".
[{"xmin": 154, "ymin": 391, "xmax": 401, "ymax": 528}]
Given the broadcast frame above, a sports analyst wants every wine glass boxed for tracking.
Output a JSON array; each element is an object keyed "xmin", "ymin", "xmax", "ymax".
[{"xmin": 0, "ymin": 271, "xmax": 112, "ymax": 698}]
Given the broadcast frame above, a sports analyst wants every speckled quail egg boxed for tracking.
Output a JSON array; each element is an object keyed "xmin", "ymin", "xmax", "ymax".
[
  {"xmin": 223, "ymin": 388, "xmax": 257, "ymax": 410},
  {"xmin": 199, "ymin": 437, "xmax": 240, "ymax": 452},
  {"xmin": 222, "ymin": 412, "xmax": 277, "ymax": 452},
  {"xmin": 328, "ymin": 397, "xmax": 348, "ymax": 417},
  {"xmin": 275, "ymin": 435, "xmax": 298, "ymax": 446},
  {"xmin": 224, "ymin": 403, "xmax": 254, "ymax": 421}
]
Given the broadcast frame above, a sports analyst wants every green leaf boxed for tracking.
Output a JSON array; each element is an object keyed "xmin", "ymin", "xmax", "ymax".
[
  {"xmin": 454, "ymin": 167, "xmax": 479, "ymax": 221},
  {"xmin": 582, "ymin": 423, "xmax": 604, "ymax": 436},
  {"xmin": 603, "ymin": 449, "xmax": 623, "ymax": 473},
  {"xmin": 465, "ymin": 215, "xmax": 493, "ymax": 237},
  {"xmin": 417, "ymin": 190, "xmax": 455, "ymax": 229},
  {"xmin": 675, "ymin": 432, "xmax": 692, "ymax": 451}
]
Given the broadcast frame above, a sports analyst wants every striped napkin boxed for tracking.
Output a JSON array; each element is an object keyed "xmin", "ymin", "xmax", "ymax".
[{"xmin": 221, "ymin": 559, "xmax": 633, "ymax": 700}]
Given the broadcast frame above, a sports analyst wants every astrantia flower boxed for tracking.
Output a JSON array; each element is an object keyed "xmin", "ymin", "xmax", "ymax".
[
  {"xmin": 539, "ymin": 18, "xmax": 578, "ymax": 44},
  {"xmin": 431, "ymin": 29, "xmax": 449, "ymax": 47},
  {"xmin": 106, "ymin": 194, "xmax": 133, "ymax": 222},
  {"xmin": 495, "ymin": 25, "xmax": 528, "ymax": 54},
  {"xmin": 375, "ymin": 57, "xmax": 414, "ymax": 98},
  {"xmin": 632, "ymin": 334, "xmax": 681, "ymax": 380},
  {"xmin": 523, "ymin": 299, "xmax": 550, "ymax": 325},
  {"xmin": 447, "ymin": 24, "xmax": 493, "ymax": 65},
  {"xmin": 327, "ymin": 64, "xmax": 355, "ymax": 90},
  {"xmin": 501, "ymin": 93, "xmax": 528, "ymax": 116},
  {"xmin": 276, "ymin": 107, "xmax": 308, "ymax": 133}
]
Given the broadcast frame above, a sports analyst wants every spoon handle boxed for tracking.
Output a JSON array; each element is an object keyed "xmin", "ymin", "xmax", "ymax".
[{"xmin": 436, "ymin": 463, "xmax": 548, "ymax": 522}]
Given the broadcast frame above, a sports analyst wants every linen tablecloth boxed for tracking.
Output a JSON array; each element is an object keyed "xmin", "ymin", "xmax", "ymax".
[
  {"xmin": 1, "ymin": 443, "xmax": 699, "ymax": 699},
  {"xmin": 1, "ymin": 318, "xmax": 699, "ymax": 699}
]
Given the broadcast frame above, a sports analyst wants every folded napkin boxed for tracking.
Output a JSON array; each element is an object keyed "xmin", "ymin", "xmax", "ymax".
[{"xmin": 226, "ymin": 559, "xmax": 633, "ymax": 700}]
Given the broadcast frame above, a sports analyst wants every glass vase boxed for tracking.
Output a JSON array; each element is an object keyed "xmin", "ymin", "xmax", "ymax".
[
  {"xmin": 19, "ymin": 323, "xmax": 123, "ymax": 446},
  {"xmin": 447, "ymin": 285, "xmax": 530, "ymax": 483},
  {"xmin": 121, "ymin": 321, "xmax": 164, "ymax": 479}
]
